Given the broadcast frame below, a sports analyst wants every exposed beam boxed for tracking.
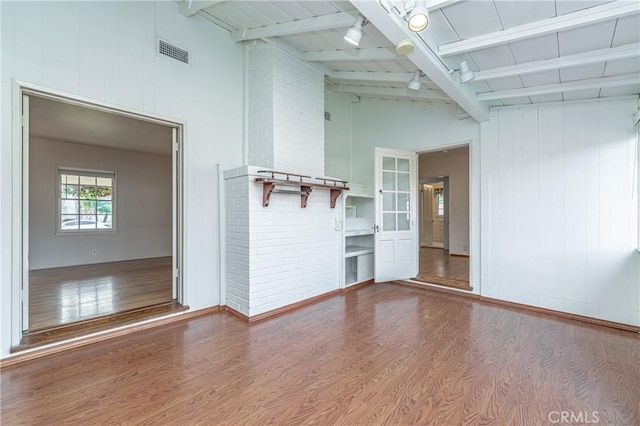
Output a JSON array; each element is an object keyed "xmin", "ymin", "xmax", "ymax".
[
  {"xmin": 329, "ymin": 71, "xmax": 440, "ymax": 89},
  {"xmin": 179, "ymin": 0, "xmax": 222, "ymax": 17},
  {"xmin": 261, "ymin": 38, "xmax": 335, "ymax": 78},
  {"xmin": 301, "ymin": 48, "xmax": 398, "ymax": 62},
  {"xmin": 384, "ymin": 0, "xmax": 462, "ymax": 14},
  {"xmin": 439, "ymin": 1, "xmax": 640, "ymax": 57},
  {"xmin": 474, "ymin": 43, "xmax": 640, "ymax": 81},
  {"xmin": 231, "ymin": 11, "xmax": 357, "ymax": 42},
  {"xmin": 477, "ymin": 73, "xmax": 640, "ymax": 101},
  {"xmin": 330, "ymin": 85, "xmax": 450, "ymax": 101},
  {"xmin": 351, "ymin": 0, "xmax": 489, "ymax": 121}
]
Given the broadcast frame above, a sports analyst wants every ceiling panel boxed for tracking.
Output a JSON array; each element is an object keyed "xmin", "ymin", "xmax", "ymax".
[
  {"xmin": 486, "ymin": 76, "xmax": 524, "ymax": 91},
  {"xmin": 509, "ymin": 33, "xmax": 559, "ymax": 63},
  {"xmin": 493, "ymin": 0, "xmax": 556, "ymax": 29},
  {"xmin": 555, "ymin": 0, "xmax": 614, "ymax": 16},
  {"xmin": 558, "ymin": 20, "xmax": 617, "ymax": 56},
  {"xmin": 603, "ymin": 57, "xmax": 640, "ymax": 76},
  {"xmin": 296, "ymin": 0, "xmax": 343, "ymax": 16},
  {"xmin": 562, "ymin": 88, "xmax": 601, "ymax": 100},
  {"xmin": 468, "ymin": 80, "xmax": 492, "ymax": 93},
  {"xmin": 271, "ymin": 1, "xmax": 317, "ymax": 20},
  {"xmin": 611, "ymin": 14, "xmax": 640, "ymax": 46},
  {"xmin": 560, "ymin": 63, "xmax": 605, "ymax": 82},
  {"xmin": 440, "ymin": 1, "xmax": 503, "ymax": 39},
  {"xmin": 469, "ymin": 45, "xmax": 516, "ymax": 69},
  {"xmin": 248, "ymin": 1, "xmax": 296, "ymax": 24},
  {"xmin": 424, "ymin": 10, "xmax": 460, "ymax": 46},
  {"xmin": 520, "ymin": 70, "xmax": 561, "ymax": 86},
  {"xmin": 529, "ymin": 92, "xmax": 564, "ymax": 103}
]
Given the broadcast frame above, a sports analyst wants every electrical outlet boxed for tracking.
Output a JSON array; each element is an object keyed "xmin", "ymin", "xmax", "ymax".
[
  {"xmin": 463, "ymin": 245, "xmax": 468, "ymax": 252},
  {"xmin": 92, "ymin": 249, "xmax": 97, "ymax": 256}
]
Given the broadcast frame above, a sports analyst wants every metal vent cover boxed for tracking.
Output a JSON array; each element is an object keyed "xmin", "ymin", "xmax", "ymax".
[{"xmin": 157, "ymin": 38, "xmax": 190, "ymax": 64}]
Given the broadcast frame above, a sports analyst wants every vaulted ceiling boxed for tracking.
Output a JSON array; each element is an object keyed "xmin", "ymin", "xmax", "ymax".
[{"xmin": 179, "ymin": 0, "xmax": 640, "ymax": 122}]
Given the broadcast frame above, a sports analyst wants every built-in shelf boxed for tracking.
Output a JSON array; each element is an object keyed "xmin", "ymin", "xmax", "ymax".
[
  {"xmin": 345, "ymin": 245, "xmax": 374, "ymax": 258},
  {"xmin": 255, "ymin": 170, "xmax": 348, "ymax": 208},
  {"xmin": 344, "ymin": 193, "xmax": 375, "ymax": 286}
]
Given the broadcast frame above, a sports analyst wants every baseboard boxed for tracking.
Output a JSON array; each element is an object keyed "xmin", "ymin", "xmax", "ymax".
[
  {"xmin": 0, "ymin": 306, "xmax": 221, "ymax": 368},
  {"xmin": 223, "ymin": 281, "xmax": 376, "ymax": 323},
  {"xmin": 480, "ymin": 296, "xmax": 640, "ymax": 333},
  {"xmin": 344, "ymin": 279, "xmax": 374, "ymax": 293},
  {"xmin": 394, "ymin": 280, "xmax": 639, "ymax": 333},
  {"xmin": 449, "ymin": 253, "xmax": 470, "ymax": 258}
]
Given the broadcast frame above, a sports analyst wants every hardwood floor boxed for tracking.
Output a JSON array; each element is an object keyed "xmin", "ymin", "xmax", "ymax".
[
  {"xmin": 2, "ymin": 283, "xmax": 638, "ymax": 425},
  {"xmin": 28, "ymin": 257, "xmax": 173, "ymax": 331},
  {"xmin": 416, "ymin": 247, "xmax": 470, "ymax": 290}
]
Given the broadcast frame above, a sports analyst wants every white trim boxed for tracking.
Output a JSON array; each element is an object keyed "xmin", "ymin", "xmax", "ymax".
[
  {"xmin": 490, "ymin": 94, "xmax": 639, "ymax": 111},
  {"xmin": 11, "ymin": 80, "xmax": 186, "ymax": 347}
]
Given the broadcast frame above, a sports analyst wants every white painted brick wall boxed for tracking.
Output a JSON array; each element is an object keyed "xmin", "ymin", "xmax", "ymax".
[
  {"xmin": 227, "ymin": 43, "xmax": 336, "ymax": 317},
  {"xmin": 225, "ymin": 166, "xmax": 342, "ymax": 317},
  {"xmin": 247, "ymin": 43, "xmax": 324, "ymax": 177}
]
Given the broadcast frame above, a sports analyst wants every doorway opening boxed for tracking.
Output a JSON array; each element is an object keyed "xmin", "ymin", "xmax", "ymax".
[
  {"xmin": 12, "ymin": 85, "xmax": 185, "ymax": 351},
  {"xmin": 415, "ymin": 146, "xmax": 471, "ymax": 291}
]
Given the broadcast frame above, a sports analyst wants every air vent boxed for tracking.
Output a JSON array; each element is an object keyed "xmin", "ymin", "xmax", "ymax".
[{"xmin": 157, "ymin": 38, "xmax": 190, "ymax": 64}]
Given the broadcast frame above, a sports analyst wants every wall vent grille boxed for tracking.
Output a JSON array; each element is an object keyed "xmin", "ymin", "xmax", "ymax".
[{"xmin": 158, "ymin": 39, "xmax": 190, "ymax": 64}]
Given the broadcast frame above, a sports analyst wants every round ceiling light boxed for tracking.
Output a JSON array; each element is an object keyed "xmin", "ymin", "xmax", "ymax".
[{"xmin": 395, "ymin": 39, "xmax": 415, "ymax": 55}]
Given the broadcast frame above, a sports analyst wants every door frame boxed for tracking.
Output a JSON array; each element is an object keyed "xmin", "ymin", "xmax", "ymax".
[
  {"xmin": 419, "ymin": 177, "xmax": 449, "ymax": 250},
  {"xmin": 11, "ymin": 80, "xmax": 186, "ymax": 346}
]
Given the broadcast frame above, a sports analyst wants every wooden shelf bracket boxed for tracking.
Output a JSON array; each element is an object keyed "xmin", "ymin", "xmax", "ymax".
[{"xmin": 255, "ymin": 171, "xmax": 348, "ymax": 208}]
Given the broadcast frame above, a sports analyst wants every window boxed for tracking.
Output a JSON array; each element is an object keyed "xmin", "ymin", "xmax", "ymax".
[
  {"xmin": 58, "ymin": 168, "xmax": 115, "ymax": 233},
  {"xmin": 434, "ymin": 188, "xmax": 444, "ymax": 216}
]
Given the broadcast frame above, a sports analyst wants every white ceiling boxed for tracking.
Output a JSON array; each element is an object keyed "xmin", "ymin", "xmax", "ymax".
[
  {"xmin": 182, "ymin": 0, "xmax": 640, "ymax": 121},
  {"xmin": 29, "ymin": 96, "xmax": 173, "ymax": 156}
]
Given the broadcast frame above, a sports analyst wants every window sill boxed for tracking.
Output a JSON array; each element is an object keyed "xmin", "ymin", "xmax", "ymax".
[{"xmin": 56, "ymin": 229, "xmax": 117, "ymax": 236}]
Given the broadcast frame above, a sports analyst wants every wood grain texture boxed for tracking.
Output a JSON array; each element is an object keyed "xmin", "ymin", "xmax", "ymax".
[
  {"xmin": 417, "ymin": 247, "xmax": 470, "ymax": 290},
  {"xmin": 29, "ymin": 257, "xmax": 173, "ymax": 331},
  {"xmin": 2, "ymin": 282, "xmax": 638, "ymax": 425}
]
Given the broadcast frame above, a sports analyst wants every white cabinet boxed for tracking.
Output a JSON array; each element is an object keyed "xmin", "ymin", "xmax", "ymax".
[{"xmin": 344, "ymin": 194, "xmax": 374, "ymax": 287}]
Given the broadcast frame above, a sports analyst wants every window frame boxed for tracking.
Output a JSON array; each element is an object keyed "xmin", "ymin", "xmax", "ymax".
[{"xmin": 56, "ymin": 166, "xmax": 117, "ymax": 235}]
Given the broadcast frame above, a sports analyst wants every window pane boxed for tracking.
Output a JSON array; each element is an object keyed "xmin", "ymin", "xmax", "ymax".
[
  {"xmin": 382, "ymin": 156, "xmax": 395, "ymax": 171},
  {"xmin": 97, "ymin": 201, "xmax": 112, "ymax": 215},
  {"xmin": 61, "ymin": 184, "xmax": 79, "ymax": 199},
  {"xmin": 398, "ymin": 213, "xmax": 410, "ymax": 230},
  {"xmin": 397, "ymin": 158, "xmax": 409, "ymax": 172},
  {"xmin": 61, "ymin": 200, "xmax": 78, "ymax": 214},
  {"xmin": 383, "ymin": 193, "xmax": 396, "ymax": 211},
  {"xmin": 79, "ymin": 185, "xmax": 97, "ymax": 200},
  {"xmin": 383, "ymin": 172, "xmax": 395, "ymax": 191},
  {"xmin": 64, "ymin": 174, "xmax": 79, "ymax": 185},
  {"xmin": 383, "ymin": 213, "xmax": 396, "ymax": 231},
  {"xmin": 101, "ymin": 215, "xmax": 113, "ymax": 228},
  {"xmin": 397, "ymin": 193, "xmax": 409, "ymax": 211},
  {"xmin": 397, "ymin": 173, "xmax": 409, "ymax": 192},
  {"xmin": 61, "ymin": 215, "xmax": 78, "ymax": 229},
  {"xmin": 96, "ymin": 177, "xmax": 112, "ymax": 187},
  {"xmin": 80, "ymin": 200, "xmax": 96, "ymax": 214},
  {"xmin": 97, "ymin": 186, "xmax": 112, "ymax": 200},
  {"xmin": 79, "ymin": 175, "xmax": 96, "ymax": 185}
]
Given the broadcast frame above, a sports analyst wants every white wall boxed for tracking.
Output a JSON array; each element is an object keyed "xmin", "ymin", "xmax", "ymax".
[
  {"xmin": 480, "ymin": 98, "xmax": 640, "ymax": 326},
  {"xmin": 1, "ymin": 1, "xmax": 244, "ymax": 356},
  {"xmin": 29, "ymin": 138, "xmax": 172, "ymax": 269},
  {"xmin": 324, "ymin": 91, "xmax": 353, "ymax": 182},
  {"xmin": 419, "ymin": 148, "xmax": 470, "ymax": 255}
]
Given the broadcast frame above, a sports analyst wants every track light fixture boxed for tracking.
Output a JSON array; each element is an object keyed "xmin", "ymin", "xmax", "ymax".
[
  {"xmin": 458, "ymin": 61, "xmax": 475, "ymax": 84},
  {"xmin": 344, "ymin": 15, "xmax": 366, "ymax": 46},
  {"xmin": 407, "ymin": 0, "xmax": 429, "ymax": 32},
  {"xmin": 408, "ymin": 69, "xmax": 423, "ymax": 91}
]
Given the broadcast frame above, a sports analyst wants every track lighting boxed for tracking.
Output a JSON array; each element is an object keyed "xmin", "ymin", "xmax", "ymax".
[
  {"xmin": 344, "ymin": 15, "xmax": 366, "ymax": 46},
  {"xmin": 408, "ymin": 69, "xmax": 423, "ymax": 91},
  {"xmin": 458, "ymin": 61, "xmax": 475, "ymax": 84},
  {"xmin": 407, "ymin": 0, "xmax": 429, "ymax": 32}
]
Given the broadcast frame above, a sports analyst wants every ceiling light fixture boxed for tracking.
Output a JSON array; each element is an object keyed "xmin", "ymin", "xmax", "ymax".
[
  {"xmin": 344, "ymin": 15, "xmax": 366, "ymax": 46},
  {"xmin": 458, "ymin": 61, "xmax": 475, "ymax": 84},
  {"xmin": 408, "ymin": 69, "xmax": 423, "ymax": 91},
  {"xmin": 407, "ymin": 0, "xmax": 429, "ymax": 32}
]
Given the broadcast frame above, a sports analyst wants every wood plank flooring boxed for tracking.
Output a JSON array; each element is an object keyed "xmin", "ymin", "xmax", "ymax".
[
  {"xmin": 416, "ymin": 247, "xmax": 471, "ymax": 290},
  {"xmin": 2, "ymin": 282, "xmax": 638, "ymax": 425},
  {"xmin": 28, "ymin": 257, "xmax": 173, "ymax": 331}
]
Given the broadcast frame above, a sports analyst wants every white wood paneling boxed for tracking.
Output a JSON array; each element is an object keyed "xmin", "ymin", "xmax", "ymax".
[{"xmin": 481, "ymin": 98, "xmax": 640, "ymax": 326}]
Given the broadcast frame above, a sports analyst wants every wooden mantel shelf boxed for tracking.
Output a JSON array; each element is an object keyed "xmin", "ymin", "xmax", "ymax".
[{"xmin": 255, "ymin": 171, "xmax": 349, "ymax": 208}]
